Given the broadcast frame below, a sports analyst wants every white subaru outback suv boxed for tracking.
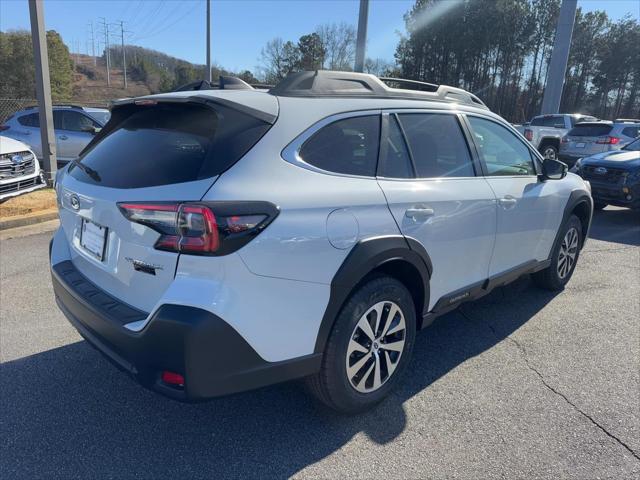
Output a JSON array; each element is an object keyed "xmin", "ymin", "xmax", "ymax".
[{"xmin": 50, "ymin": 71, "xmax": 593, "ymax": 413}]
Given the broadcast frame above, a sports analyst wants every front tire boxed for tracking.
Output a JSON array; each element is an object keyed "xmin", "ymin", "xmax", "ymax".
[
  {"xmin": 307, "ymin": 275, "xmax": 416, "ymax": 413},
  {"xmin": 533, "ymin": 214, "xmax": 583, "ymax": 291},
  {"xmin": 540, "ymin": 144, "xmax": 558, "ymax": 160}
]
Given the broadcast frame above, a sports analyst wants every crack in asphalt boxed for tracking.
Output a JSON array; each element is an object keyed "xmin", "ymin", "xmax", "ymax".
[{"xmin": 458, "ymin": 308, "xmax": 640, "ymax": 462}]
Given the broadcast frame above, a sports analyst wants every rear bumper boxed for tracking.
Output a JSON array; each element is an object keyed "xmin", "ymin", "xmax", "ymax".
[{"xmin": 51, "ymin": 259, "xmax": 321, "ymax": 401}]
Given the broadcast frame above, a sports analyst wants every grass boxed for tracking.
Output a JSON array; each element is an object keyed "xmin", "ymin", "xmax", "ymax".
[{"xmin": 0, "ymin": 189, "xmax": 57, "ymax": 218}]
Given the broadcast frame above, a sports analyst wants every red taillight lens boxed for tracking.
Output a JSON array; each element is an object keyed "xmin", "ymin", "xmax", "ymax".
[
  {"xmin": 596, "ymin": 136, "xmax": 620, "ymax": 145},
  {"xmin": 524, "ymin": 129, "xmax": 533, "ymax": 141},
  {"xmin": 117, "ymin": 202, "xmax": 277, "ymax": 256}
]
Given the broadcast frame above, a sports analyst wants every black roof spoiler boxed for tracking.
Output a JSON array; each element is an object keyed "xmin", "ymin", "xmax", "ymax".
[{"xmin": 173, "ymin": 76, "xmax": 258, "ymax": 92}]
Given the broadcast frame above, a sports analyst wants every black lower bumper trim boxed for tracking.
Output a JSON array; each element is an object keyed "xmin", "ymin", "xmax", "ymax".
[{"xmin": 52, "ymin": 261, "xmax": 321, "ymax": 401}]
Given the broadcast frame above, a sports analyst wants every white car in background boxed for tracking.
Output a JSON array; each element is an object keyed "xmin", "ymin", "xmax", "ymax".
[{"xmin": 0, "ymin": 136, "xmax": 46, "ymax": 201}]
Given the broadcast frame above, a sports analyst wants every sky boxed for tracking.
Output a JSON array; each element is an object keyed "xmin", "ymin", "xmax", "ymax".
[{"xmin": 1, "ymin": 0, "xmax": 638, "ymax": 73}]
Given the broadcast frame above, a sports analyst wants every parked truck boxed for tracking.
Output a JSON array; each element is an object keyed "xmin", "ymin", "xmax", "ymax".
[{"xmin": 516, "ymin": 114, "xmax": 597, "ymax": 160}]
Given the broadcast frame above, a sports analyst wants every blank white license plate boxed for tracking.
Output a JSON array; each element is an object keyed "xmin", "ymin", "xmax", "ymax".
[
  {"xmin": 80, "ymin": 218, "xmax": 107, "ymax": 261},
  {"xmin": 575, "ymin": 142, "xmax": 586, "ymax": 148}
]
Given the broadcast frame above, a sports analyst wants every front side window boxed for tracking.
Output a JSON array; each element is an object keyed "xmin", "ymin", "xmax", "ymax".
[
  {"xmin": 298, "ymin": 115, "xmax": 380, "ymax": 176},
  {"xmin": 397, "ymin": 113, "xmax": 475, "ymax": 178},
  {"xmin": 54, "ymin": 111, "xmax": 99, "ymax": 132},
  {"xmin": 468, "ymin": 116, "xmax": 536, "ymax": 176}
]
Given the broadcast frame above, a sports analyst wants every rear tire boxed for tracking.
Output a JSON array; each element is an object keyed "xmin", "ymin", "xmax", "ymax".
[
  {"xmin": 307, "ymin": 275, "xmax": 416, "ymax": 413},
  {"xmin": 533, "ymin": 215, "xmax": 582, "ymax": 291},
  {"xmin": 594, "ymin": 202, "xmax": 607, "ymax": 210},
  {"xmin": 540, "ymin": 143, "xmax": 558, "ymax": 160}
]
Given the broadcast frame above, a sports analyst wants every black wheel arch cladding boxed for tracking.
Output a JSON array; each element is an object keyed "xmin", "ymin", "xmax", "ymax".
[{"xmin": 314, "ymin": 235, "xmax": 432, "ymax": 354}]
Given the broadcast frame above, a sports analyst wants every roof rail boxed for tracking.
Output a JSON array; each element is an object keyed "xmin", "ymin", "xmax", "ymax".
[
  {"xmin": 26, "ymin": 104, "xmax": 84, "ymax": 110},
  {"xmin": 269, "ymin": 70, "xmax": 487, "ymax": 109},
  {"xmin": 173, "ymin": 76, "xmax": 255, "ymax": 92},
  {"xmin": 614, "ymin": 118, "xmax": 640, "ymax": 123}
]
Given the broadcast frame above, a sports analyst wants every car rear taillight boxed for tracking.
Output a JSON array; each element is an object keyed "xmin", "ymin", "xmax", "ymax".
[
  {"xmin": 117, "ymin": 201, "xmax": 278, "ymax": 256},
  {"xmin": 524, "ymin": 129, "xmax": 533, "ymax": 141},
  {"xmin": 0, "ymin": 125, "xmax": 10, "ymax": 131},
  {"xmin": 596, "ymin": 136, "xmax": 620, "ymax": 145}
]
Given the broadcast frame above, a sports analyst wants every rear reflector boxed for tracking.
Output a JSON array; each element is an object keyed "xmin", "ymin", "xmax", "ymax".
[
  {"xmin": 161, "ymin": 371, "xmax": 185, "ymax": 386},
  {"xmin": 524, "ymin": 129, "xmax": 533, "ymax": 141}
]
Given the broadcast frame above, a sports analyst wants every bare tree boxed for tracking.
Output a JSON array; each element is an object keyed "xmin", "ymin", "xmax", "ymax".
[
  {"xmin": 258, "ymin": 37, "xmax": 300, "ymax": 83},
  {"xmin": 364, "ymin": 58, "xmax": 395, "ymax": 77},
  {"xmin": 316, "ymin": 22, "xmax": 357, "ymax": 71}
]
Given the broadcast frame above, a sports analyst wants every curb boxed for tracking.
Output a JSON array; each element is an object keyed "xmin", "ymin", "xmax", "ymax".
[{"xmin": 0, "ymin": 208, "xmax": 59, "ymax": 231}]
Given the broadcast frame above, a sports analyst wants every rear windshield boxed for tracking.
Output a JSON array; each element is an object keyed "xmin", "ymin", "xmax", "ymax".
[
  {"xmin": 68, "ymin": 102, "xmax": 270, "ymax": 189},
  {"xmin": 567, "ymin": 124, "xmax": 613, "ymax": 137}
]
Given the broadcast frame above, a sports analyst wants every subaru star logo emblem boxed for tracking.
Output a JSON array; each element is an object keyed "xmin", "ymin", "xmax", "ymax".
[
  {"xmin": 594, "ymin": 167, "xmax": 607, "ymax": 174},
  {"xmin": 10, "ymin": 154, "xmax": 23, "ymax": 165},
  {"xmin": 69, "ymin": 194, "xmax": 80, "ymax": 210}
]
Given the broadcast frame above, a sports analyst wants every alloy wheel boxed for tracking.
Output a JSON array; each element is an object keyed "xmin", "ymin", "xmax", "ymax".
[
  {"xmin": 543, "ymin": 147, "xmax": 557, "ymax": 160},
  {"xmin": 345, "ymin": 301, "xmax": 406, "ymax": 393},
  {"xmin": 558, "ymin": 227, "xmax": 579, "ymax": 279}
]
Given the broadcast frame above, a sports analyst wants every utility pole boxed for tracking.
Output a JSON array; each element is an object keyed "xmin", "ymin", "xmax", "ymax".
[
  {"xmin": 88, "ymin": 21, "xmax": 96, "ymax": 66},
  {"xmin": 99, "ymin": 17, "xmax": 111, "ymax": 86},
  {"xmin": 118, "ymin": 20, "xmax": 128, "ymax": 89},
  {"xmin": 206, "ymin": 0, "xmax": 211, "ymax": 82},
  {"xmin": 354, "ymin": 0, "xmax": 369, "ymax": 72},
  {"xmin": 28, "ymin": 0, "xmax": 57, "ymax": 182},
  {"xmin": 541, "ymin": 0, "xmax": 577, "ymax": 114}
]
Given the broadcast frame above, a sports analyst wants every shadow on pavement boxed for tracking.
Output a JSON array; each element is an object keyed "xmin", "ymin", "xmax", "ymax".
[
  {"xmin": 588, "ymin": 207, "xmax": 640, "ymax": 246},
  {"xmin": 1, "ymin": 278, "xmax": 558, "ymax": 479}
]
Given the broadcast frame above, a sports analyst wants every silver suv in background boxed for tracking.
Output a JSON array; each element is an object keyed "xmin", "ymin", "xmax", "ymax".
[
  {"xmin": 0, "ymin": 105, "xmax": 110, "ymax": 167},
  {"xmin": 517, "ymin": 114, "xmax": 597, "ymax": 160},
  {"xmin": 559, "ymin": 120, "xmax": 640, "ymax": 167}
]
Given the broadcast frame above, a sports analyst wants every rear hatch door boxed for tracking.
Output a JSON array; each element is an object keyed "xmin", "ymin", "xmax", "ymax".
[
  {"xmin": 564, "ymin": 123, "xmax": 613, "ymax": 155},
  {"xmin": 56, "ymin": 95, "xmax": 276, "ymax": 313}
]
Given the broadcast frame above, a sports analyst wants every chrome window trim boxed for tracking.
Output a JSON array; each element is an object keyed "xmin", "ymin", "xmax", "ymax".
[{"xmin": 281, "ymin": 109, "xmax": 382, "ymax": 180}]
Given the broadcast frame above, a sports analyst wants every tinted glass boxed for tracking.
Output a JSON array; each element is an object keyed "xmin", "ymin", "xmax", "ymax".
[
  {"xmin": 623, "ymin": 138, "xmax": 640, "ymax": 151},
  {"xmin": 68, "ymin": 103, "xmax": 270, "ymax": 189},
  {"xmin": 86, "ymin": 111, "xmax": 110, "ymax": 125},
  {"xmin": 379, "ymin": 115, "xmax": 412, "ymax": 178},
  {"xmin": 57, "ymin": 111, "xmax": 99, "ymax": 132},
  {"xmin": 18, "ymin": 113, "xmax": 39, "ymax": 127},
  {"xmin": 621, "ymin": 126, "xmax": 639, "ymax": 138},
  {"xmin": 468, "ymin": 116, "xmax": 536, "ymax": 176},
  {"xmin": 299, "ymin": 115, "xmax": 380, "ymax": 176},
  {"xmin": 398, "ymin": 113, "xmax": 474, "ymax": 178},
  {"xmin": 568, "ymin": 124, "xmax": 613, "ymax": 137}
]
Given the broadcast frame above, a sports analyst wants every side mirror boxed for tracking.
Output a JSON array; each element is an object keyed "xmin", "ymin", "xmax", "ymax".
[
  {"xmin": 542, "ymin": 158, "xmax": 567, "ymax": 180},
  {"xmin": 81, "ymin": 125, "xmax": 100, "ymax": 135}
]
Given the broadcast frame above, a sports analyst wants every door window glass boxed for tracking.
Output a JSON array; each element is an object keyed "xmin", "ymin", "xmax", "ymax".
[
  {"xmin": 397, "ymin": 113, "xmax": 474, "ymax": 178},
  {"xmin": 468, "ymin": 116, "xmax": 536, "ymax": 176},
  {"xmin": 18, "ymin": 113, "xmax": 40, "ymax": 127},
  {"xmin": 58, "ymin": 111, "xmax": 100, "ymax": 132}
]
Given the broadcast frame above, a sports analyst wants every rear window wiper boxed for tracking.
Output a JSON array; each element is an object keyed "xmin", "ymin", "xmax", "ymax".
[{"xmin": 70, "ymin": 159, "xmax": 101, "ymax": 182}]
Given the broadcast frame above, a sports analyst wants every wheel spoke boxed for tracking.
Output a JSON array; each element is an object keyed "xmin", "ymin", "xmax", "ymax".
[
  {"xmin": 372, "ymin": 353, "xmax": 382, "ymax": 390},
  {"xmin": 347, "ymin": 352, "xmax": 372, "ymax": 379},
  {"xmin": 382, "ymin": 338, "xmax": 405, "ymax": 353},
  {"xmin": 348, "ymin": 338, "xmax": 368, "ymax": 355},
  {"xmin": 384, "ymin": 350, "xmax": 398, "ymax": 378},
  {"xmin": 356, "ymin": 315, "xmax": 376, "ymax": 343},
  {"xmin": 371, "ymin": 303, "xmax": 384, "ymax": 338},
  {"xmin": 381, "ymin": 303, "xmax": 400, "ymax": 337},
  {"xmin": 359, "ymin": 358, "xmax": 376, "ymax": 388}
]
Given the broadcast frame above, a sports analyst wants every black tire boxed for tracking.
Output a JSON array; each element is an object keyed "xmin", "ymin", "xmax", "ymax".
[
  {"xmin": 594, "ymin": 202, "xmax": 607, "ymax": 210},
  {"xmin": 307, "ymin": 275, "xmax": 416, "ymax": 413},
  {"xmin": 540, "ymin": 143, "xmax": 558, "ymax": 160},
  {"xmin": 533, "ymin": 214, "xmax": 583, "ymax": 291}
]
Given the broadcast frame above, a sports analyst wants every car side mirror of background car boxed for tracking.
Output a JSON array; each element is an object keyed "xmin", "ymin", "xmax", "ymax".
[
  {"xmin": 81, "ymin": 125, "xmax": 101, "ymax": 135},
  {"xmin": 542, "ymin": 158, "xmax": 567, "ymax": 180}
]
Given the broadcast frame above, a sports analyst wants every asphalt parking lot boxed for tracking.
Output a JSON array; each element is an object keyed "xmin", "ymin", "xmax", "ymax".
[{"xmin": 1, "ymin": 207, "xmax": 639, "ymax": 479}]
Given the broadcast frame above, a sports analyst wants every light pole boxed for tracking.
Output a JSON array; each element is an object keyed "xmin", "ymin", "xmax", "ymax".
[
  {"xmin": 354, "ymin": 0, "xmax": 369, "ymax": 72},
  {"xmin": 206, "ymin": 0, "xmax": 212, "ymax": 82},
  {"xmin": 28, "ymin": 0, "xmax": 56, "ymax": 182},
  {"xmin": 541, "ymin": 0, "xmax": 577, "ymax": 114}
]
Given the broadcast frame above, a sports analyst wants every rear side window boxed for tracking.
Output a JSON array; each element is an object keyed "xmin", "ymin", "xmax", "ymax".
[
  {"xmin": 68, "ymin": 103, "xmax": 271, "ymax": 189},
  {"xmin": 531, "ymin": 116, "xmax": 563, "ymax": 127},
  {"xmin": 397, "ymin": 113, "xmax": 474, "ymax": 178},
  {"xmin": 54, "ymin": 111, "xmax": 100, "ymax": 132},
  {"xmin": 18, "ymin": 113, "xmax": 39, "ymax": 127},
  {"xmin": 621, "ymin": 126, "xmax": 639, "ymax": 138},
  {"xmin": 568, "ymin": 124, "xmax": 613, "ymax": 137},
  {"xmin": 298, "ymin": 115, "xmax": 380, "ymax": 176}
]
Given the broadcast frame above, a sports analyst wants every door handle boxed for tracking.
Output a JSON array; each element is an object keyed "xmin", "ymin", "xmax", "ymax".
[
  {"xmin": 498, "ymin": 196, "xmax": 518, "ymax": 209},
  {"xmin": 405, "ymin": 206, "xmax": 435, "ymax": 220},
  {"xmin": 58, "ymin": 135, "xmax": 68, "ymax": 140}
]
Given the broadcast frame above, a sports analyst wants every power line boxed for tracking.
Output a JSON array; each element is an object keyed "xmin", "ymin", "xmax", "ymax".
[{"xmin": 133, "ymin": 1, "xmax": 200, "ymax": 41}]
